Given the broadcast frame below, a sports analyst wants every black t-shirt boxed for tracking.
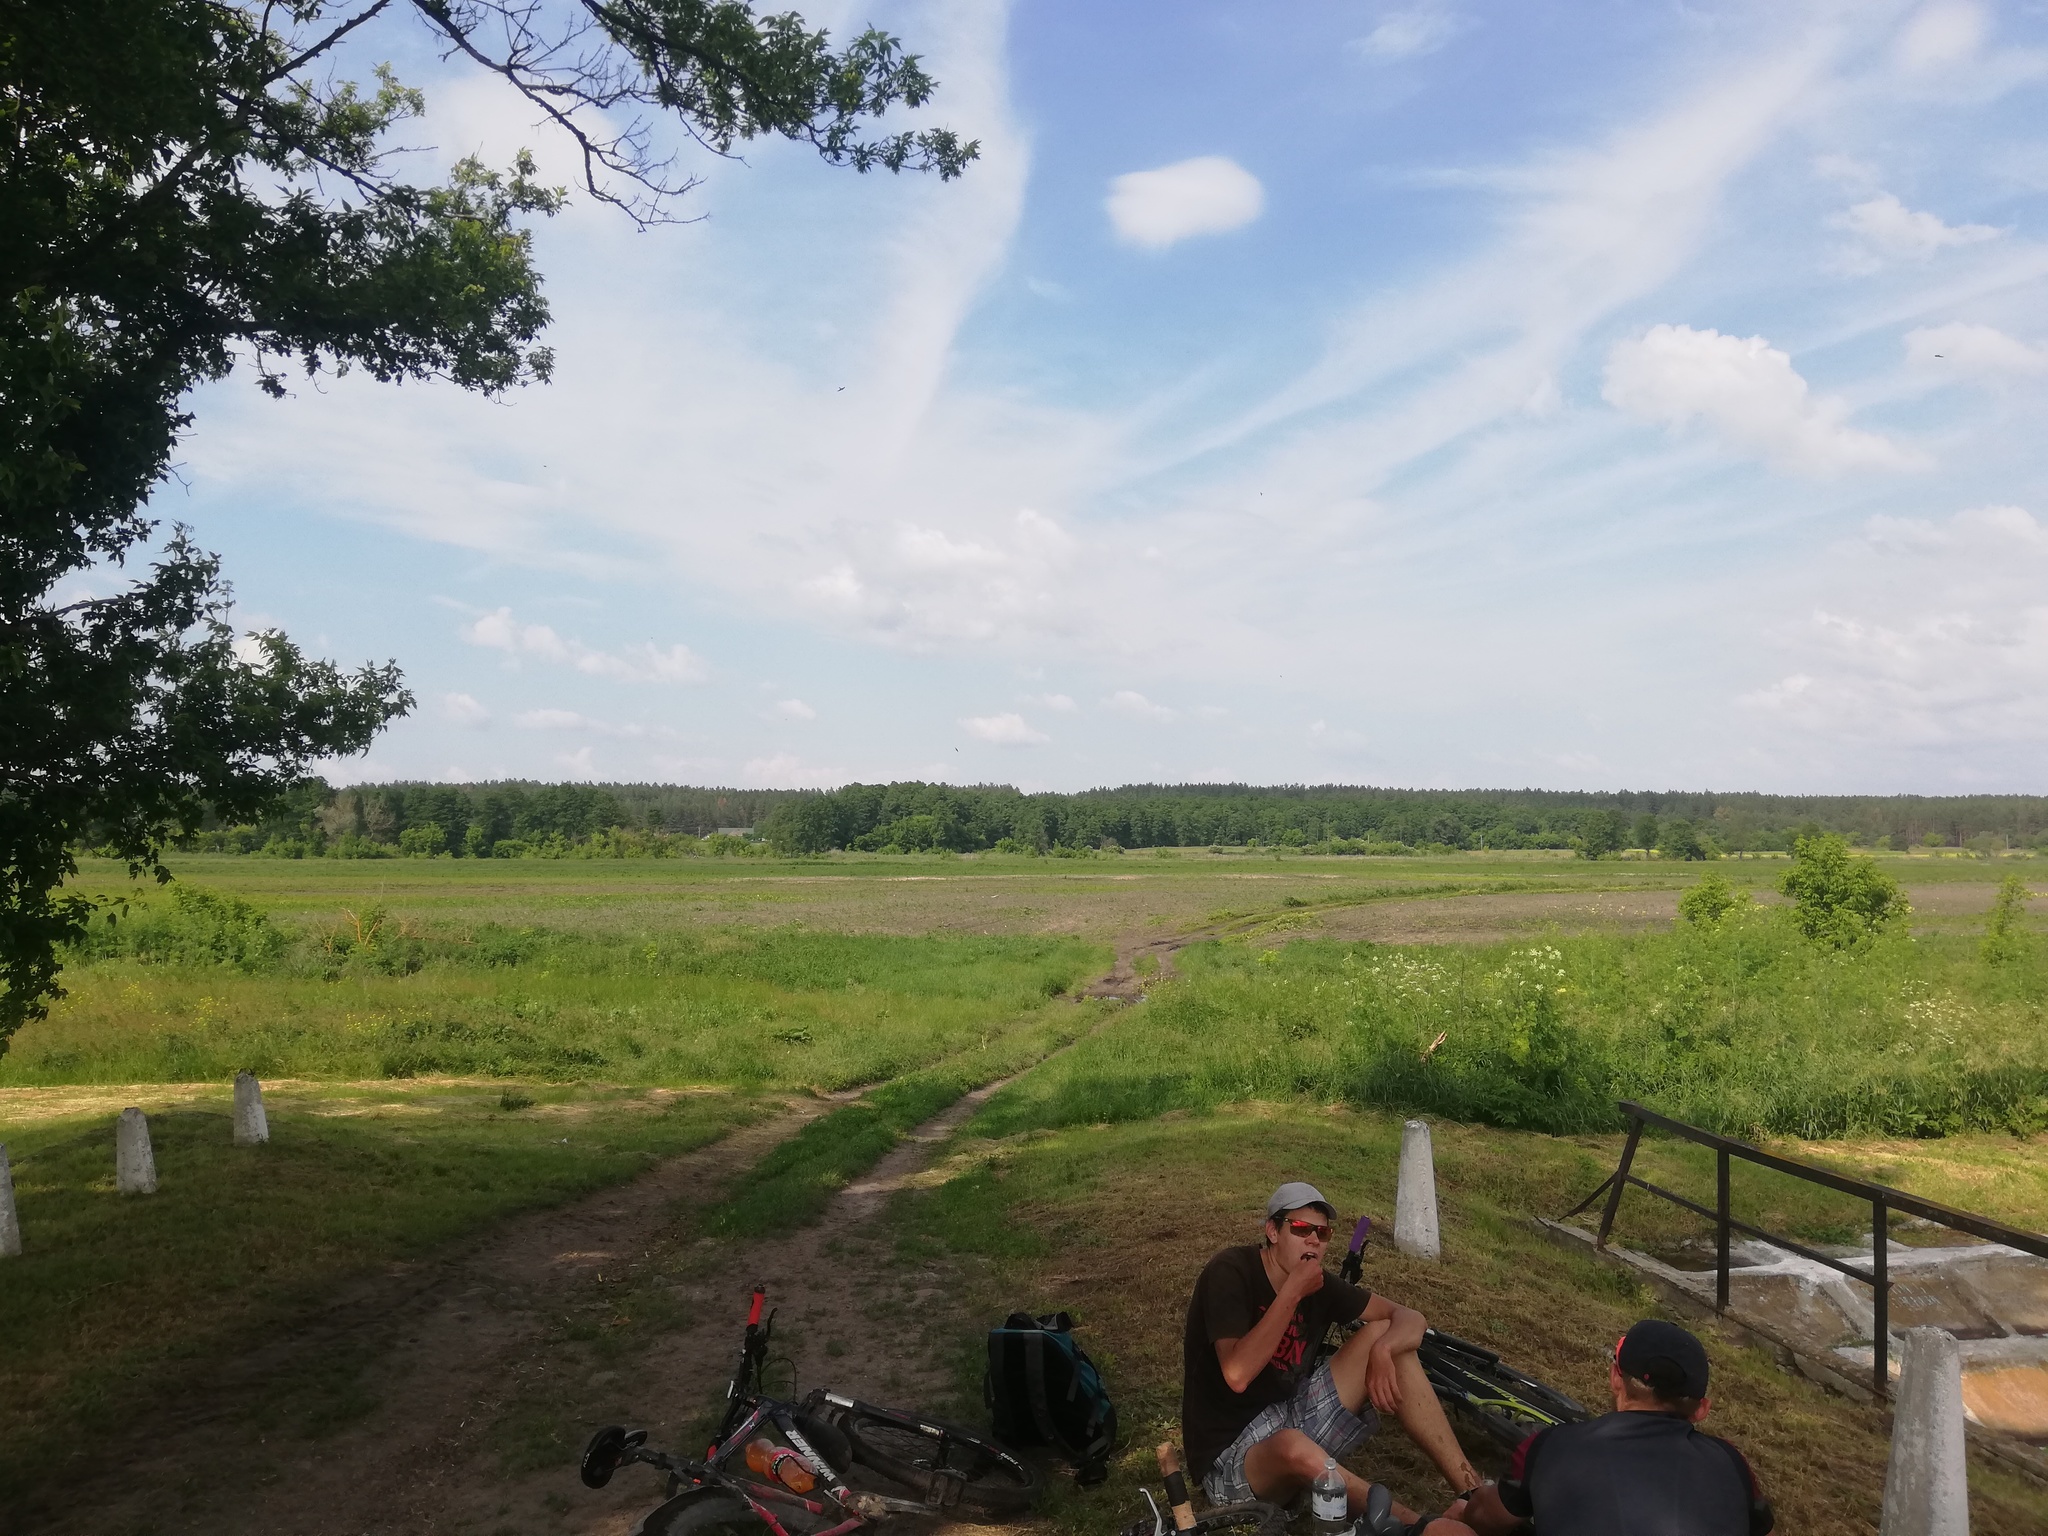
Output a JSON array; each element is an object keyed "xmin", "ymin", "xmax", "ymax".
[
  {"xmin": 1180, "ymin": 1245, "xmax": 1371, "ymax": 1480},
  {"xmin": 1500, "ymin": 1412, "xmax": 1774, "ymax": 1536}
]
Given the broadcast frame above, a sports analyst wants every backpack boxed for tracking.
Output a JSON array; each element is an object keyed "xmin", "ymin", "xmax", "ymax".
[{"xmin": 984, "ymin": 1311, "xmax": 1118, "ymax": 1487}]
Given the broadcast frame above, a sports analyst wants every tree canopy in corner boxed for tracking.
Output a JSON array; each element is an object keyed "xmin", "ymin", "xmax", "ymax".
[{"xmin": 0, "ymin": 0, "xmax": 976, "ymax": 1045}]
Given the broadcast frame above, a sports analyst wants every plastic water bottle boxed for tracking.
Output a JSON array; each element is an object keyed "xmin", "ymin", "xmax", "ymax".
[
  {"xmin": 745, "ymin": 1437, "xmax": 818, "ymax": 1492},
  {"xmin": 1312, "ymin": 1456, "xmax": 1348, "ymax": 1535}
]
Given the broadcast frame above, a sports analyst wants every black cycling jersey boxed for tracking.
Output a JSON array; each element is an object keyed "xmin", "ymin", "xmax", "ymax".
[{"xmin": 1498, "ymin": 1411, "xmax": 1773, "ymax": 1536}]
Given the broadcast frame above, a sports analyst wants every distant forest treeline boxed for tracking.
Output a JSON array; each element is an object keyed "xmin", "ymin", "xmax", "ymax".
[{"xmin": 176, "ymin": 779, "xmax": 2048, "ymax": 859}]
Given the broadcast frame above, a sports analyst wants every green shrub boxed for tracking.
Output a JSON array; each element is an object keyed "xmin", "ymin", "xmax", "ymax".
[
  {"xmin": 78, "ymin": 886, "xmax": 288, "ymax": 971},
  {"xmin": 1678, "ymin": 871, "xmax": 1747, "ymax": 926},
  {"xmin": 1983, "ymin": 874, "xmax": 2034, "ymax": 965},
  {"xmin": 1780, "ymin": 833, "xmax": 1909, "ymax": 949}
]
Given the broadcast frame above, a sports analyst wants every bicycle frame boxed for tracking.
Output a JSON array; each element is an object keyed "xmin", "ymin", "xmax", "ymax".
[{"xmin": 589, "ymin": 1284, "xmax": 940, "ymax": 1536}]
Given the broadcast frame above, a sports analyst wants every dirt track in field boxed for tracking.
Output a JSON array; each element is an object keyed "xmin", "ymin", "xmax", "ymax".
[{"xmin": 18, "ymin": 1082, "xmax": 1021, "ymax": 1536}]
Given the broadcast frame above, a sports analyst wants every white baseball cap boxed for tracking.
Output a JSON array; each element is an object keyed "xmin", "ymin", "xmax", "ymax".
[{"xmin": 1265, "ymin": 1181, "xmax": 1335, "ymax": 1220}]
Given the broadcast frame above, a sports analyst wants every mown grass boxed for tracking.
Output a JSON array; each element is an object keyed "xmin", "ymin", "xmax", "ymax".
[
  {"xmin": 893, "ymin": 1106, "xmax": 2048, "ymax": 1536},
  {"xmin": 979, "ymin": 910, "xmax": 2048, "ymax": 1141},
  {"xmin": 0, "ymin": 1081, "xmax": 761, "ymax": 1509}
]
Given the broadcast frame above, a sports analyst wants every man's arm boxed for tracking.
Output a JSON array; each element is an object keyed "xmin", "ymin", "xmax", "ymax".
[
  {"xmin": 1357, "ymin": 1292, "xmax": 1426, "ymax": 1412},
  {"xmin": 1214, "ymin": 1257, "xmax": 1323, "ymax": 1392}
]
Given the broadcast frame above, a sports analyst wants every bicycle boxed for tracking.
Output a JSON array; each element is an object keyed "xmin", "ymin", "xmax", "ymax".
[
  {"xmin": 1335, "ymin": 1215, "xmax": 1589, "ymax": 1452},
  {"xmin": 580, "ymin": 1285, "xmax": 1042, "ymax": 1536}
]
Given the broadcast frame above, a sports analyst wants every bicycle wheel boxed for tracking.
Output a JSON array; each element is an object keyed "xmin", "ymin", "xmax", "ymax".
[
  {"xmin": 1119, "ymin": 1502, "xmax": 1290, "ymax": 1536},
  {"xmin": 838, "ymin": 1406, "xmax": 1042, "ymax": 1514},
  {"xmin": 631, "ymin": 1491, "xmax": 770, "ymax": 1536}
]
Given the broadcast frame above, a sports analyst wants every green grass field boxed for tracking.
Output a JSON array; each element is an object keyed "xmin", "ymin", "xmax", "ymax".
[{"xmin": 4, "ymin": 849, "xmax": 2045, "ymax": 1529}]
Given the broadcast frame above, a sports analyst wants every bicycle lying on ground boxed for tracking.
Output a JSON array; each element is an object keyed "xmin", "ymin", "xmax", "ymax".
[
  {"xmin": 1336, "ymin": 1216, "xmax": 1589, "ymax": 1452},
  {"xmin": 580, "ymin": 1285, "xmax": 1041, "ymax": 1535}
]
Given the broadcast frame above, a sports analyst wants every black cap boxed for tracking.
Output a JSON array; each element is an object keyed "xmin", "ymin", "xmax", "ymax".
[{"xmin": 1616, "ymin": 1319, "xmax": 1710, "ymax": 1400}]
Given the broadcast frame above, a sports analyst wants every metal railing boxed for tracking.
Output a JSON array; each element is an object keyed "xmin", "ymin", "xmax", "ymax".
[{"xmin": 1562, "ymin": 1100, "xmax": 2048, "ymax": 1399}]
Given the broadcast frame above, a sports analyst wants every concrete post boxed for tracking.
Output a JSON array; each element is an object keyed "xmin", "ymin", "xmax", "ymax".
[
  {"xmin": 232, "ymin": 1071, "xmax": 270, "ymax": 1146},
  {"xmin": 1394, "ymin": 1119, "xmax": 1441, "ymax": 1261},
  {"xmin": 1880, "ymin": 1327, "xmax": 1969, "ymax": 1536},
  {"xmin": 115, "ymin": 1107, "xmax": 157, "ymax": 1195},
  {"xmin": 0, "ymin": 1143, "xmax": 20, "ymax": 1258}
]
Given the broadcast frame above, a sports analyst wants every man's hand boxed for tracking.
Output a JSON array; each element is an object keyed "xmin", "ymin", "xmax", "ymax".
[
  {"xmin": 1364, "ymin": 1338, "xmax": 1404, "ymax": 1413},
  {"xmin": 1278, "ymin": 1251, "xmax": 1325, "ymax": 1303}
]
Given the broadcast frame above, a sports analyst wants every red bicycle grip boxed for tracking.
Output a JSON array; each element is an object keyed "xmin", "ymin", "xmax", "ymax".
[{"xmin": 747, "ymin": 1288, "xmax": 765, "ymax": 1326}]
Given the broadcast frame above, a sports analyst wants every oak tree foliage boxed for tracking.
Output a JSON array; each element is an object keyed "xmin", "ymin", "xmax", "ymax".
[{"xmin": 0, "ymin": 0, "xmax": 977, "ymax": 1044}]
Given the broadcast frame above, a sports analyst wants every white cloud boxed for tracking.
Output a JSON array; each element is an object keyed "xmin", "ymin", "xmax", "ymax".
[
  {"xmin": 773, "ymin": 698, "xmax": 817, "ymax": 720},
  {"xmin": 1904, "ymin": 322, "xmax": 2048, "ymax": 377},
  {"xmin": 1105, "ymin": 690, "xmax": 1175, "ymax": 722},
  {"xmin": 1832, "ymin": 193, "xmax": 2001, "ymax": 264},
  {"xmin": 440, "ymin": 692, "xmax": 490, "ymax": 727},
  {"xmin": 740, "ymin": 753, "xmax": 841, "ymax": 788},
  {"xmin": 1033, "ymin": 692, "xmax": 1077, "ymax": 712},
  {"xmin": 1603, "ymin": 324, "xmax": 1926, "ymax": 476},
  {"xmin": 1742, "ymin": 506, "xmax": 2048, "ymax": 746},
  {"xmin": 464, "ymin": 607, "xmax": 708, "ymax": 683},
  {"xmin": 558, "ymin": 745, "xmax": 597, "ymax": 778},
  {"xmin": 510, "ymin": 709, "xmax": 680, "ymax": 743},
  {"xmin": 514, "ymin": 708, "xmax": 591, "ymax": 731},
  {"xmin": 1354, "ymin": 4, "xmax": 1466, "ymax": 61},
  {"xmin": 962, "ymin": 711, "xmax": 1049, "ymax": 746},
  {"xmin": 1105, "ymin": 157, "xmax": 1264, "ymax": 250},
  {"xmin": 794, "ymin": 508, "xmax": 1086, "ymax": 651},
  {"xmin": 1892, "ymin": 1, "xmax": 1987, "ymax": 75}
]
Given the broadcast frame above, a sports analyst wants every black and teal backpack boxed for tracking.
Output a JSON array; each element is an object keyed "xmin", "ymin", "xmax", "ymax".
[{"xmin": 985, "ymin": 1311, "xmax": 1118, "ymax": 1487}]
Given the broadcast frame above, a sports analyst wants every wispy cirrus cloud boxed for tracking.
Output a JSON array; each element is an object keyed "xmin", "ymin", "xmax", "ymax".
[
  {"xmin": 1905, "ymin": 322, "xmax": 2048, "ymax": 378},
  {"xmin": 1353, "ymin": 3, "xmax": 1468, "ymax": 62}
]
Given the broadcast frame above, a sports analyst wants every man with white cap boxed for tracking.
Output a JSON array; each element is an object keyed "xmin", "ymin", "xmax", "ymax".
[{"xmin": 1181, "ymin": 1180, "xmax": 1480, "ymax": 1529}]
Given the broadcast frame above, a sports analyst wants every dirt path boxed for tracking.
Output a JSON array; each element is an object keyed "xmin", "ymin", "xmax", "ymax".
[{"xmin": 25, "ymin": 1070, "xmax": 1036, "ymax": 1536}]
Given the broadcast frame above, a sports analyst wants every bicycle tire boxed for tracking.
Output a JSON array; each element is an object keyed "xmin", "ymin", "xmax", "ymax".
[
  {"xmin": 838, "ymin": 1406, "xmax": 1042, "ymax": 1514},
  {"xmin": 1417, "ymin": 1336, "xmax": 1587, "ymax": 1451},
  {"xmin": 1118, "ymin": 1501, "xmax": 1290, "ymax": 1536},
  {"xmin": 631, "ymin": 1491, "xmax": 770, "ymax": 1536}
]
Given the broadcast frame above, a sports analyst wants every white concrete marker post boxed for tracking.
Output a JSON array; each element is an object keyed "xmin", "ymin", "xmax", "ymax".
[
  {"xmin": 0, "ymin": 1143, "xmax": 21, "ymax": 1257},
  {"xmin": 232, "ymin": 1071, "xmax": 270, "ymax": 1146},
  {"xmin": 1393, "ymin": 1118, "xmax": 1441, "ymax": 1261},
  {"xmin": 115, "ymin": 1107, "xmax": 157, "ymax": 1195},
  {"xmin": 1880, "ymin": 1327, "xmax": 1970, "ymax": 1536}
]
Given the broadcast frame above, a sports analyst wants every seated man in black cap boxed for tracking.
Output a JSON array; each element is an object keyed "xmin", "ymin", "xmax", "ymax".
[
  {"xmin": 1463, "ymin": 1319, "xmax": 1774, "ymax": 1536},
  {"xmin": 1181, "ymin": 1181, "xmax": 1480, "ymax": 1532}
]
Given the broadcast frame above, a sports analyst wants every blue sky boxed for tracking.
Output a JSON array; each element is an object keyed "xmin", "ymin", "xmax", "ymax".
[{"xmin": 139, "ymin": 0, "xmax": 2048, "ymax": 792}]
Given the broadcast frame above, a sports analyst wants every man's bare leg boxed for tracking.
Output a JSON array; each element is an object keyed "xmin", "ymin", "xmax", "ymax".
[{"xmin": 1325, "ymin": 1328, "xmax": 1479, "ymax": 1495}]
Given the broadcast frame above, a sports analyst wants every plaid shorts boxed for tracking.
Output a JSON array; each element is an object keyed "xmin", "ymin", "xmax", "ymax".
[{"xmin": 1201, "ymin": 1361, "xmax": 1380, "ymax": 1506}]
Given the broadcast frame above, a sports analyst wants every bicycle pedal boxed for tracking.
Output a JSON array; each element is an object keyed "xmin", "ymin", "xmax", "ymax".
[{"xmin": 923, "ymin": 1470, "xmax": 967, "ymax": 1508}]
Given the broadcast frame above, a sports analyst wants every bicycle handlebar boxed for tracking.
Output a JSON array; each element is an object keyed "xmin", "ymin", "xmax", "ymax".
[{"xmin": 748, "ymin": 1287, "xmax": 766, "ymax": 1327}]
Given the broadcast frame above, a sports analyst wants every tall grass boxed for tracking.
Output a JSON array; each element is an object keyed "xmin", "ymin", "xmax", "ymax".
[
  {"xmin": 977, "ymin": 910, "xmax": 2048, "ymax": 1140},
  {"xmin": 4, "ymin": 888, "xmax": 1102, "ymax": 1089}
]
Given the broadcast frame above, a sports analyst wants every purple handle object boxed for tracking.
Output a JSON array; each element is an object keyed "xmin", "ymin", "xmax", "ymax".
[{"xmin": 1348, "ymin": 1215, "xmax": 1372, "ymax": 1254}]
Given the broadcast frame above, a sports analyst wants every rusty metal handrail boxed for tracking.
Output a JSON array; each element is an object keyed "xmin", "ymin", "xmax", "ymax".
[{"xmin": 1560, "ymin": 1100, "xmax": 2048, "ymax": 1400}]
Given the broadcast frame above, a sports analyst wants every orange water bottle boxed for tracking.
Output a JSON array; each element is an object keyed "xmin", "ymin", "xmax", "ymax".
[{"xmin": 745, "ymin": 1437, "xmax": 818, "ymax": 1492}]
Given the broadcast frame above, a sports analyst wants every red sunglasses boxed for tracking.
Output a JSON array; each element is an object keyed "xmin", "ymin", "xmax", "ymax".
[{"xmin": 1285, "ymin": 1218, "xmax": 1333, "ymax": 1242}]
